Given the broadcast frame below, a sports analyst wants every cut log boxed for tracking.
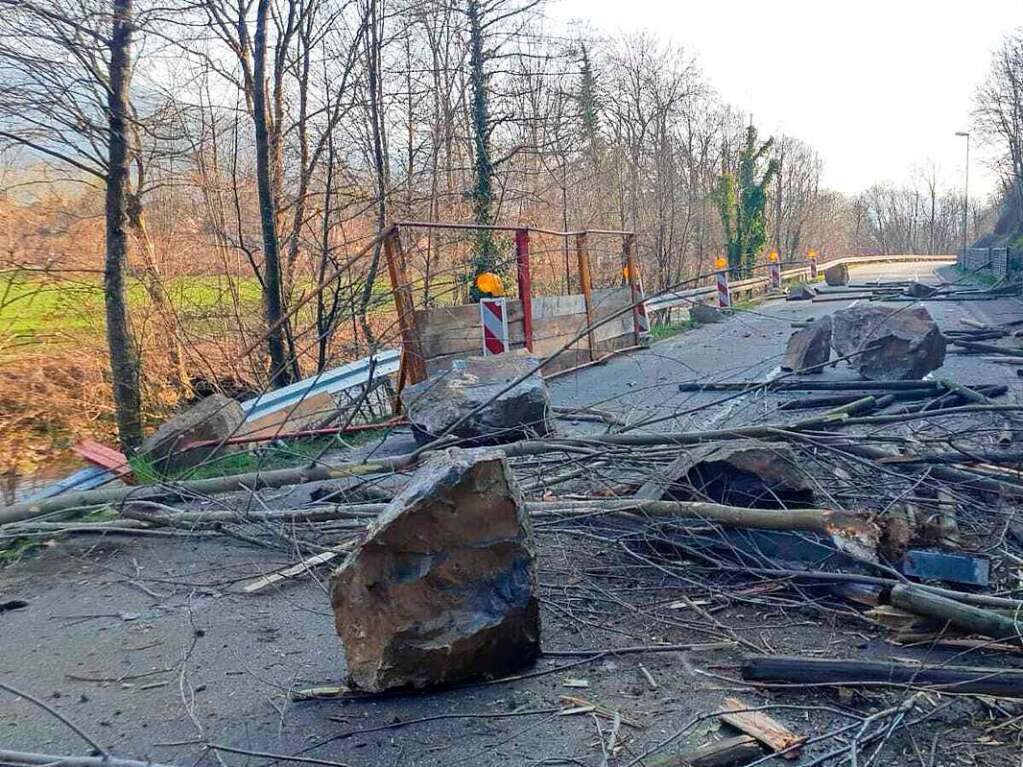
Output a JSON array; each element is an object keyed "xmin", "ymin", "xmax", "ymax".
[
  {"xmin": 889, "ymin": 584, "xmax": 1022, "ymax": 644},
  {"xmin": 742, "ymin": 655, "xmax": 1023, "ymax": 697},
  {"xmin": 647, "ymin": 736, "xmax": 762, "ymax": 767},
  {"xmin": 717, "ymin": 698, "xmax": 804, "ymax": 758}
]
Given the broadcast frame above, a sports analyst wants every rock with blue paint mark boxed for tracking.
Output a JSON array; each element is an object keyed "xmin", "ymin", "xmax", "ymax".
[{"xmin": 330, "ymin": 447, "xmax": 540, "ymax": 692}]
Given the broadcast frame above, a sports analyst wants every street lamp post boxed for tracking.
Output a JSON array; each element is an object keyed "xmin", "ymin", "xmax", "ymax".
[{"xmin": 955, "ymin": 131, "xmax": 971, "ymax": 257}]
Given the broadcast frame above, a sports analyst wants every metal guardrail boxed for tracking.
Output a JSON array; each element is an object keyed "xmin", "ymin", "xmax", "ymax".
[
  {"xmin": 240, "ymin": 349, "xmax": 401, "ymax": 423},
  {"xmin": 645, "ymin": 254, "xmax": 957, "ymax": 312}
]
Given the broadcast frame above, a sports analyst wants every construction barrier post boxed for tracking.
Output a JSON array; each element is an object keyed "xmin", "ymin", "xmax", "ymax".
[
  {"xmin": 715, "ymin": 256, "xmax": 731, "ymax": 308},
  {"xmin": 515, "ymin": 229, "xmax": 533, "ymax": 352},
  {"xmin": 624, "ymin": 234, "xmax": 649, "ymax": 343},
  {"xmin": 808, "ymin": 250, "xmax": 818, "ymax": 280},
  {"xmin": 383, "ymin": 227, "xmax": 427, "ymax": 388},
  {"xmin": 768, "ymin": 250, "xmax": 781, "ymax": 288},
  {"xmin": 575, "ymin": 232, "xmax": 596, "ymax": 360},
  {"xmin": 480, "ymin": 298, "xmax": 510, "ymax": 355}
]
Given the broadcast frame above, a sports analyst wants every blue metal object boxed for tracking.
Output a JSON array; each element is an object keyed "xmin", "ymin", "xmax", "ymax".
[{"xmin": 900, "ymin": 549, "xmax": 990, "ymax": 587}]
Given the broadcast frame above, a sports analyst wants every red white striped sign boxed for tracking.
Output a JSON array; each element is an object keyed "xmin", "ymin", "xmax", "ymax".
[
  {"xmin": 716, "ymin": 269, "xmax": 731, "ymax": 308},
  {"xmin": 809, "ymin": 255, "xmax": 818, "ymax": 279},
  {"xmin": 481, "ymin": 298, "xmax": 510, "ymax": 355},
  {"xmin": 769, "ymin": 261, "xmax": 781, "ymax": 288}
]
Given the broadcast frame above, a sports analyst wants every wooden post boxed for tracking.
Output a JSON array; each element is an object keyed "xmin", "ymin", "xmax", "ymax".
[
  {"xmin": 575, "ymin": 232, "xmax": 596, "ymax": 361},
  {"xmin": 515, "ymin": 228, "xmax": 533, "ymax": 352},
  {"xmin": 383, "ymin": 227, "xmax": 427, "ymax": 388},
  {"xmin": 624, "ymin": 233, "xmax": 647, "ymax": 343}
]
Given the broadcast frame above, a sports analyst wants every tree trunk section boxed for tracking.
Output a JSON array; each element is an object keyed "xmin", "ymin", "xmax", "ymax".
[
  {"xmin": 252, "ymin": 0, "xmax": 293, "ymax": 389},
  {"xmin": 104, "ymin": 0, "xmax": 144, "ymax": 454}
]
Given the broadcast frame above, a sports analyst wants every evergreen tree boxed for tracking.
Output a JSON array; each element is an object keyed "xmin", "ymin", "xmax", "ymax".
[{"xmin": 578, "ymin": 43, "xmax": 600, "ymax": 155}]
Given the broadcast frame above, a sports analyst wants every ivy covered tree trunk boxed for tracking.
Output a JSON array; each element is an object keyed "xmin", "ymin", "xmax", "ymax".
[
  {"xmin": 467, "ymin": 0, "xmax": 498, "ymax": 298},
  {"xmin": 713, "ymin": 125, "xmax": 779, "ymax": 278}
]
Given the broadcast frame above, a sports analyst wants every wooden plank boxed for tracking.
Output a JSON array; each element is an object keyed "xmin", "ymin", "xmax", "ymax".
[
  {"xmin": 72, "ymin": 440, "xmax": 133, "ymax": 480},
  {"xmin": 419, "ymin": 318, "xmax": 525, "ymax": 358},
  {"xmin": 575, "ymin": 233, "xmax": 595, "ymax": 360},
  {"xmin": 718, "ymin": 698, "xmax": 804, "ymax": 759},
  {"xmin": 243, "ymin": 542, "xmax": 356, "ymax": 594}
]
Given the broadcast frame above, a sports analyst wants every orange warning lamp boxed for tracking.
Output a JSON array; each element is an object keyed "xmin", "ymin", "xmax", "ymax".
[
  {"xmin": 808, "ymin": 250, "xmax": 817, "ymax": 260},
  {"xmin": 768, "ymin": 251, "xmax": 779, "ymax": 262},
  {"xmin": 714, "ymin": 257, "xmax": 728, "ymax": 270},
  {"xmin": 475, "ymin": 271, "xmax": 504, "ymax": 297}
]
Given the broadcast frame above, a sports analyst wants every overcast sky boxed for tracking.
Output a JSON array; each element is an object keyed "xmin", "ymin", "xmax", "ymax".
[{"xmin": 550, "ymin": 0, "xmax": 1022, "ymax": 200}]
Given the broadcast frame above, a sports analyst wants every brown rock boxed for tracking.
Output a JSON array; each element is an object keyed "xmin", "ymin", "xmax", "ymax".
[
  {"xmin": 781, "ymin": 316, "xmax": 832, "ymax": 373},
  {"xmin": 831, "ymin": 304, "xmax": 946, "ymax": 380},
  {"xmin": 330, "ymin": 448, "xmax": 540, "ymax": 692},
  {"xmin": 140, "ymin": 393, "xmax": 244, "ymax": 473},
  {"xmin": 636, "ymin": 439, "xmax": 815, "ymax": 508},
  {"xmin": 824, "ymin": 263, "xmax": 849, "ymax": 286}
]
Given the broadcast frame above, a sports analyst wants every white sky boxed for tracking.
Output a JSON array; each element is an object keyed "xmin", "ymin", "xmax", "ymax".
[{"xmin": 550, "ymin": 0, "xmax": 1023, "ymax": 199}]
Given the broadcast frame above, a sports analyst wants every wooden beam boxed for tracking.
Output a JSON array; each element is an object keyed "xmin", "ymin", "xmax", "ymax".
[
  {"xmin": 383, "ymin": 228, "xmax": 427, "ymax": 384},
  {"xmin": 742, "ymin": 654, "xmax": 1023, "ymax": 697},
  {"xmin": 575, "ymin": 232, "xmax": 595, "ymax": 360}
]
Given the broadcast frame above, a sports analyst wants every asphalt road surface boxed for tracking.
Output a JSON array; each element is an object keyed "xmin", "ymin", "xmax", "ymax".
[{"xmin": 550, "ymin": 262, "xmax": 1022, "ymax": 435}]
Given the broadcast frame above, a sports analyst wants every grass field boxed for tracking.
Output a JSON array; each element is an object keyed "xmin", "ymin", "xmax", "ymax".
[{"xmin": 0, "ymin": 275, "xmax": 271, "ymax": 340}]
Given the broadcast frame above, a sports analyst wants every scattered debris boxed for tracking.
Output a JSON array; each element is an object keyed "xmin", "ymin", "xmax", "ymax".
[
  {"xmin": 401, "ymin": 352, "xmax": 554, "ymax": 445},
  {"xmin": 330, "ymin": 447, "xmax": 540, "ymax": 692}
]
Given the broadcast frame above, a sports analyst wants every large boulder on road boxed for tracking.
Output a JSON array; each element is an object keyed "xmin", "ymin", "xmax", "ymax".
[
  {"xmin": 904, "ymin": 281, "xmax": 940, "ymax": 298},
  {"xmin": 140, "ymin": 393, "xmax": 244, "ymax": 473},
  {"xmin": 401, "ymin": 352, "xmax": 553, "ymax": 445},
  {"xmin": 690, "ymin": 303, "xmax": 724, "ymax": 324},
  {"xmin": 636, "ymin": 439, "xmax": 815, "ymax": 509},
  {"xmin": 824, "ymin": 263, "xmax": 850, "ymax": 286},
  {"xmin": 831, "ymin": 304, "xmax": 946, "ymax": 380},
  {"xmin": 786, "ymin": 283, "xmax": 816, "ymax": 301},
  {"xmin": 782, "ymin": 316, "xmax": 832, "ymax": 373},
  {"xmin": 330, "ymin": 447, "xmax": 540, "ymax": 692}
]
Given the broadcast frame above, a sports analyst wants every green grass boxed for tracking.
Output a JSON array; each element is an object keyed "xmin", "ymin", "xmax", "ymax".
[
  {"xmin": 130, "ymin": 425, "xmax": 390, "ymax": 484},
  {"xmin": 130, "ymin": 435, "xmax": 339, "ymax": 483},
  {"xmin": 650, "ymin": 318, "xmax": 699, "ymax": 340}
]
